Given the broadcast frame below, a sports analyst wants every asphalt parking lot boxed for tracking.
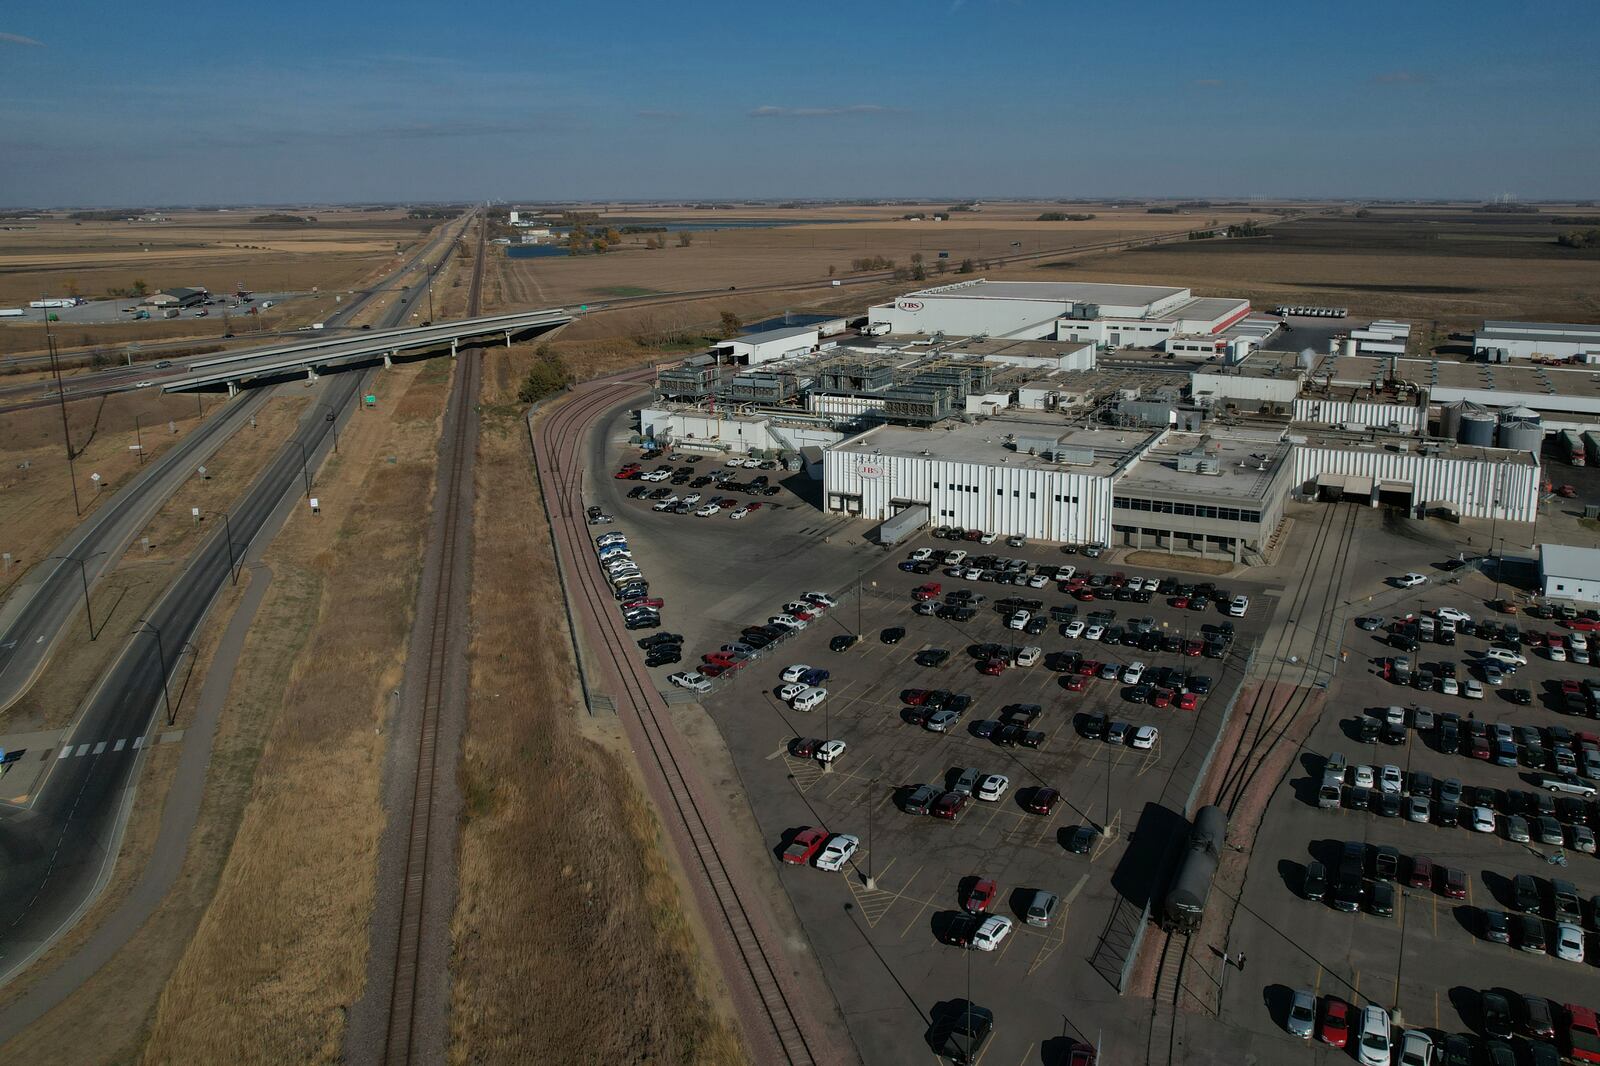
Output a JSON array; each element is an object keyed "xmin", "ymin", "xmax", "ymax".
[
  {"xmin": 695, "ymin": 547, "xmax": 1271, "ymax": 1066},
  {"xmin": 1223, "ymin": 563, "xmax": 1600, "ymax": 1061}
]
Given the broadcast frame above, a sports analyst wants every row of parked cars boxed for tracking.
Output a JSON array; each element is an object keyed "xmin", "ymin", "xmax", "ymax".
[
  {"xmin": 1319, "ymin": 744, "xmax": 1600, "ymax": 846},
  {"xmin": 1287, "ymin": 989, "xmax": 1600, "ymax": 1066},
  {"xmin": 593, "ymin": 530, "xmax": 663, "ymax": 632},
  {"xmin": 665, "ymin": 591, "xmax": 840, "ymax": 693}
]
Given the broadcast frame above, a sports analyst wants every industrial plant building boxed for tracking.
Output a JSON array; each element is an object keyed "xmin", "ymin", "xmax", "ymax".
[
  {"xmin": 637, "ymin": 278, "xmax": 1561, "ymax": 557},
  {"xmin": 1474, "ymin": 321, "xmax": 1600, "ymax": 362}
]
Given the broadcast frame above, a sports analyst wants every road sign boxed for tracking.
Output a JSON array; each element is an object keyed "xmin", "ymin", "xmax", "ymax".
[{"xmin": 364, "ymin": 394, "xmax": 377, "ymax": 407}]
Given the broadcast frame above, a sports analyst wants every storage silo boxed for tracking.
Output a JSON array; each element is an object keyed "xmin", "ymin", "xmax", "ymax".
[
  {"xmin": 1342, "ymin": 337, "xmax": 1358, "ymax": 358},
  {"xmin": 1497, "ymin": 420, "xmax": 1544, "ymax": 453},
  {"xmin": 1499, "ymin": 405, "xmax": 1541, "ymax": 426},
  {"xmin": 1438, "ymin": 400, "xmax": 1467, "ymax": 441},
  {"xmin": 1459, "ymin": 410, "xmax": 1496, "ymax": 446}
]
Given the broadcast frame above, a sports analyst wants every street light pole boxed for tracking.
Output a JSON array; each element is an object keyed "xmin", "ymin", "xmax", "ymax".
[
  {"xmin": 133, "ymin": 618, "xmax": 174, "ymax": 725},
  {"xmin": 50, "ymin": 550, "xmax": 105, "ymax": 640},
  {"xmin": 292, "ymin": 439, "xmax": 312, "ymax": 497},
  {"xmin": 866, "ymin": 774, "xmax": 880, "ymax": 889},
  {"xmin": 133, "ymin": 413, "xmax": 145, "ymax": 464},
  {"xmin": 206, "ymin": 510, "xmax": 239, "ymax": 585}
]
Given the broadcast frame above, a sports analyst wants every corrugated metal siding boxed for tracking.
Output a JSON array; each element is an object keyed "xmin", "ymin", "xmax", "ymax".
[
  {"xmin": 1292, "ymin": 399, "xmax": 1422, "ymax": 431},
  {"xmin": 1291, "ymin": 446, "xmax": 1539, "ymax": 521},
  {"xmin": 823, "ymin": 450, "xmax": 1112, "ymax": 543}
]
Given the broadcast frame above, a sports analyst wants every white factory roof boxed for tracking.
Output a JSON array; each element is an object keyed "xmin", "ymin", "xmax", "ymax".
[
  {"xmin": 1482, "ymin": 321, "xmax": 1600, "ymax": 337},
  {"xmin": 1117, "ymin": 430, "xmax": 1291, "ymax": 502},
  {"xmin": 1541, "ymin": 543, "xmax": 1600, "ymax": 580},
  {"xmin": 904, "ymin": 279, "xmax": 1187, "ymax": 307},
  {"xmin": 729, "ymin": 324, "xmax": 818, "ymax": 345},
  {"xmin": 1149, "ymin": 297, "xmax": 1248, "ymax": 323},
  {"xmin": 836, "ymin": 419, "xmax": 1147, "ymax": 477}
]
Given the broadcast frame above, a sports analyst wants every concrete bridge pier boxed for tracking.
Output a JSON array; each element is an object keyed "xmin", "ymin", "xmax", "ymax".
[
  {"xmin": 450, "ymin": 338, "xmax": 458, "ymax": 358},
  {"xmin": 383, "ymin": 351, "xmax": 394, "ymax": 368},
  {"xmin": 306, "ymin": 366, "xmax": 319, "ymax": 383},
  {"xmin": 503, "ymin": 330, "xmax": 513, "ymax": 347},
  {"xmin": 227, "ymin": 381, "xmax": 239, "ymax": 398}
]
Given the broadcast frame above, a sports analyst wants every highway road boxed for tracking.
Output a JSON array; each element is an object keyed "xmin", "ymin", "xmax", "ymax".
[
  {"xmin": 0, "ymin": 211, "xmax": 478, "ymax": 984},
  {"xmin": 0, "ymin": 214, "xmax": 472, "ymax": 414}
]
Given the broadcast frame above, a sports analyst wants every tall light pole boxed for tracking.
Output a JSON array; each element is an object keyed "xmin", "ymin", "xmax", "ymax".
[
  {"xmin": 50, "ymin": 550, "xmax": 106, "ymax": 640},
  {"xmin": 315, "ymin": 402, "xmax": 339, "ymax": 453},
  {"xmin": 205, "ymin": 510, "xmax": 240, "ymax": 585},
  {"xmin": 133, "ymin": 413, "xmax": 146, "ymax": 464},
  {"xmin": 132, "ymin": 618, "xmax": 174, "ymax": 725},
  {"xmin": 291, "ymin": 439, "xmax": 313, "ymax": 497},
  {"xmin": 45, "ymin": 324, "xmax": 82, "ymax": 516},
  {"xmin": 866, "ymin": 774, "xmax": 880, "ymax": 890}
]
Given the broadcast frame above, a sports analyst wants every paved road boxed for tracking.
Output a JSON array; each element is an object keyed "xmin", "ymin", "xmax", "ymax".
[
  {"xmin": 0, "ymin": 216, "xmax": 463, "ymax": 986},
  {"xmin": 0, "ymin": 388, "xmax": 269, "ymax": 713}
]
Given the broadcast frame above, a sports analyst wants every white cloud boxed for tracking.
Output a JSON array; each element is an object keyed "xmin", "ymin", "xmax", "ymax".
[
  {"xmin": 749, "ymin": 104, "xmax": 897, "ymax": 118},
  {"xmin": 0, "ymin": 31, "xmax": 43, "ymax": 46}
]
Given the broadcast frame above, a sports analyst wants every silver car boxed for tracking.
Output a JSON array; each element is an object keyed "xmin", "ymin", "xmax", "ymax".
[{"xmin": 1287, "ymin": 988, "xmax": 1315, "ymax": 1038}]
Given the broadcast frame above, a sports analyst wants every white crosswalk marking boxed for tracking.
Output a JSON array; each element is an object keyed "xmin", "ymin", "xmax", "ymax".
[
  {"xmin": 92, "ymin": 741, "xmax": 106, "ymax": 755},
  {"xmin": 75, "ymin": 744, "xmax": 89, "ymax": 757},
  {"xmin": 113, "ymin": 739, "xmax": 126, "ymax": 752},
  {"xmin": 132, "ymin": 736, "xmax": 144, "ymax": 749},
  {"xmin": 57, "ymin": 747, "xmax": 71, "ymax": 761}
]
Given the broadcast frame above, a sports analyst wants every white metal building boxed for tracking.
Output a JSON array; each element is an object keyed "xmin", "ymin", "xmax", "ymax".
[
  {"xmin": 712, "ymin": 325, "xmax": 820, "ymax": 366},
  {"xmin": 641, "ymin": 407, "xmax": 845, "ymax": 455},
  {"xmin": 1290, "ymin": 436, "xmax": 1540, "ymax": 521},
  {"xmin": 823, "ymin": 423, "xmax": 1136, "ymax": 544},
  {"xmin": 1474, "ymin": 321, "xmax": 1600, "ymax": 362},
  {"xmin": 868, "ymin": 280, "xmax": 1192, "ymax": 339},
  {"xmin": 1540, "ymin": 543, "xmax": 1600, "ymax": 604}
]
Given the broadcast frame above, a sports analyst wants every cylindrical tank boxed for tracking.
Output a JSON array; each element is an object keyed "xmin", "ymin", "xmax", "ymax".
[
  {"xmin": 1498, "ymin": 421, "xmax": 1543, "ymax": 453},
  {"xmin": 1459, "ymin": 411, "xmax": 1496, "ymax": 446},
  {"xmin": 1500, "ymin": 405, "xmax": 1540, "ymax": 425},
  {"xmin": 1342, "ymin": 337, "xmax": 1358, "ymax": 358},
  {"xmin": 1438, "ymin": 401, "xmax": 1466, "ymax": 441}
]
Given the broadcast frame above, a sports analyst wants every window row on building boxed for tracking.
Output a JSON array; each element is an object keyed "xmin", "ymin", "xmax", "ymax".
[{"xmin": 1112, "ymin": 495, "xmax": 1262, "ymax": 524}]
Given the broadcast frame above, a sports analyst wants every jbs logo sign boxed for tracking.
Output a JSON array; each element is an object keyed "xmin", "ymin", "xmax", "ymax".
[
  {"xmin": 897, "ymin": 300, "xmax": 924, "ymax": 311},
  {"xmin": 857, "ymin": 463, "xmax": 885, "ymax": 480}
]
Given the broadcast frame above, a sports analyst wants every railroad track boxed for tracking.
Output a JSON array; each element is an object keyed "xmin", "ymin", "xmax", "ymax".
[
  {"xmin": 380, "ymin": 214, "xmax": 486, "ymax": 1065},
  {"xmin": 532, "ymin": 380, "xmax": 820, "ymax": 1064},
  {"xmin": 1214, "ymin": 499, "xmax": 1359, "ymax": 815},
  {"xmin": 1145, "ymin": 931, "xmax": 1191, "ymax": 1066}
]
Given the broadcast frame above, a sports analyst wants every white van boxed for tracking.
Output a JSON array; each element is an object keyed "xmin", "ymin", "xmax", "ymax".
[{"xmin": 792, "ymin": 687, "xmax": 828, "ymax": 712}]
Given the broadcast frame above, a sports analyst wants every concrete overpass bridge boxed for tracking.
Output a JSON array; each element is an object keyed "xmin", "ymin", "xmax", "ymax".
[{"xmin": 161, "ymin": 308, "xmax": 573, "ymax": 394}]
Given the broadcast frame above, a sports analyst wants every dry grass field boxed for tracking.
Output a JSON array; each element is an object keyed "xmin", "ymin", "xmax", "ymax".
[
  {"xmin": 1025, "ymin": 206, "xmax": 1600, "ymax": 335},
  {"xmin": 139, "ymin": 359, "xmax": 443, "ymax": 1064},
  {"xmin": 448, "ymin": 341, "xmax": 742, "ymax": 1063},
  {"xmin": 0, "ymin": 210, "xmax": 453, "ymax": 357},
  {"xmin": 495, "ymin": 201, "xmax": 1270, "ymax": 310},
  {"xmin": 0, "ymin": 208, "xmax": 432, "ymax": 306},
  {"xmin": 0, "ymin": 389, "xmax": 225, "ymax": 600}
]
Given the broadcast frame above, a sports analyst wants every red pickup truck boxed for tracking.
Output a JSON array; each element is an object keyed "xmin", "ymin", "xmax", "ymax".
[{"xmin": 1566, "ymin": 1004, "xmax": 1600, "ymax": 1063}]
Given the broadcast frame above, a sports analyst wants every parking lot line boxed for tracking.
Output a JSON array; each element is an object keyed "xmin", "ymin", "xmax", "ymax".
[
  {"xmin": 1013, "ymin": 1042, "xmax": 1036, "ymax": 1066},
  {"xmin": 1313, "ymin": 964, "xmax": 1323, "ymax": 999},
  {"xmin": 1432, "ymin": 893, "xmax": 1438, "ymax": 937}
]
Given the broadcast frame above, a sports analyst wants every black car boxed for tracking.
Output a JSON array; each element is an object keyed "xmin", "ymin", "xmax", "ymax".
[
  {"xmin": 1481, "ymin": 908, "xmax": 1511, "ymax": 943},
  {"xmin": 624, "ymin": 613, "xmax": 660, "ymax": 630},
  {"xmin": 1515, "ymin": 914, "xmax": 1546, "ymax": 953},
  {"xmin": 1332, "ymin": 873, "xmax": 1363, "ymax": 913},
  {"xmin": 638, "ymin": 632, "xmax": 685, "ymax": 649},
  {"xmin": 1187, "ymin": 675, "xmax": 1213, "ymax": 695},
  {"xmin": 645, "ymin": 648, "xmax": 682, "ymax": 667},
  {"xmin": 627, "ymin": 486, "xmax": 650, "ymax": 498},
  {"xmin": 1435, "ymin": 800, "xmax": 1460, "ymax": 827},
  {"xmin": 1380, "ymin": 721, "xmax": 1407, "ymax": 745},
  {"xmin": 1512, "ymin": 874, "xmax": 1541, "ymax": 913},
  {"xmin": 1066, "ymin": 825, "xmax": 1099, "ymax": 854},
  {"xmin": 881, "ymin": 627, "xmax": 906, "ymax": 645},
  {"xmin": 916, "ymin": 648, "xmax": 951, "ymax": 667},
  {"xmin": 1368, "ymin": 880, "xmax": 1395, "ymax": 916},
  {"xmin": 1480, "ymin": 990, "xmax": 1513, "ymax": 1040},
  {"xmin": 970, "ymin": 720, "xmax": 1000, "ymax": 739},
  {"xmin": 1358, "ymin": 716, "xmax": 1381, "ymax": 743},
  {"xmin": 1127, "ymin": 683, "xmax": 1153, "ymax": 704},
  {"xmin": 1375, "ymin": 790, "xmax": 1402, "ymax": 818},
  {"xmin": 1438, "ymin": 717, "xmax": 1459, "ymax": 750},
  {"xmin": 993, "ymin": 724, "xmax": 1024, "ymax": 747},
  {"xmin": 1440, "ymin": 1035, "xmax": 1478, "ymax": 1066},
  {"xmin": 1080, "ymin": 713, "xmax": 1107, "ymax": 740},
  {"xmin": 1002, "ymin": 703, "xmax": 1042, "ymax": 725},
  {"xmin": 1346, "ymin": 786, "xmax": 1372, "ymax": 811},
  {"xmin": 1302, "ymin": 860, "xmax": 1327, "ymax": 901},
  {"xmin": 1505, "ymin": 687, "xmax": 1532, "ymax": 705},
  {"xmin": 743, "ymin": 632, "xmax": 772, "ymax": 649}
]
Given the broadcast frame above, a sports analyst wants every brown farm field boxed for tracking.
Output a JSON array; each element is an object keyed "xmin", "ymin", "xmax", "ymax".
[
  {"xmin": 494, "ymin": 201, "xmax": 1275, "ymax": 309},
  {"xmin": 1024, "ymin": 207, "xmax": 1600, "ymax": 332}
]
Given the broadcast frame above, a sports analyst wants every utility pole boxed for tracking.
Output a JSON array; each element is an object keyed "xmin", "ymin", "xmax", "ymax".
[
  {"xmin": 292, "ymin": 439, "xmax": 313, "ymax": 497},
  {"xmin": 44, "ymin": 316, "xmax": 81, "ymax": 516},
  {"xmin": 50, "ymin": 550, "xmax": 106, "ymax": 639},
  {"xmin": 133, "ymin": 413, "xmax": 145, "ymax": 464}
]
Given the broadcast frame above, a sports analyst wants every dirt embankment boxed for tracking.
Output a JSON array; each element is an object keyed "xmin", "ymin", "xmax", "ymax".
[
  {"xmin": 139, "ymin": 359, "xmax": 446, "ymax": 1064},
  {"xmin": 446, "ymin": 342, "xmax": 743, "ymax": 1063}
]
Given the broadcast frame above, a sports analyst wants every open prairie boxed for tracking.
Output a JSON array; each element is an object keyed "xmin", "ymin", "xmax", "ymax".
[
  {"xmin": 0, "ymin": 208, "xmax": 434, "ymax": 304},
  {"xmin": 1023, "ymin": 206, "xmax": 1600, "ymax": 334},
  {"xmin": 494, "ymin": 200, "xmax": 1276, "ymax": 308}
]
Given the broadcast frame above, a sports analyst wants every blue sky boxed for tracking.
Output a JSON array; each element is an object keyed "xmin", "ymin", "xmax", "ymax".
[{"xmin": 2, "ymin": 1, "xmax": 1595, "ymax": 205}]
